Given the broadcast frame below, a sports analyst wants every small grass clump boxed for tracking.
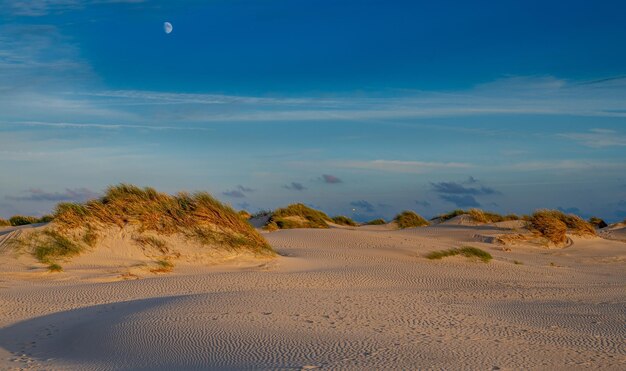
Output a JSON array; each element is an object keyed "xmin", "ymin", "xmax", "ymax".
[
  {"xmin": 365, "ymin": 218, "xmax": 386, "ymax": 225},
  {"xmin": 150, "ymin": 259, "xmax": 174, "ymax": 273},
  {"xmin": 394, "ymin": 211, "xmax": 429, "ymax": 229},
  {"xmin": 513, "ymin": 260, "xmax": 523, "ymax": 265},
  {"xmin": 434, "ymin": 209, "xmax": 466, "ymax": 222},
  {"xmin": 529, "ymin": 210, "xmax": 596, "ymax": 245},
  {"xmin": 332, "ymin": 215, "xmax": 358, "ymax": 226},
  {"xmin": 32, "ymin": 230, "xmax": 84, "ymax": 267},
  {"xmin": 47, "ymin": 263, "xmax": 63, "ymax": 272},
  {"xmin": 265, "ymin": 203, "xmax": 331, "ymax": 230},
  {"xmin": 529, "ymin": 210, "xmax": 568, "ymax": 245},
  {"xmin": 0, "ymin": 218, "xmax": 9, "ymax": 227},
  {"xmin": 588, "ymin": 217, "xmax": 608, "ymax": 229},
  {"xmin": 9, "ymin": 215, "xmax": 40, "ymax": 226},
  {"xmin": 133, "ymin": 235, "xmax": 168, "ymax": 253},
  {"xmin": 426, "ymin": 246, "xmax": 492, "ymax": 263},
  {"xmin": 238, "ymin": 210, "xmax": 252, "ymax": 220}
]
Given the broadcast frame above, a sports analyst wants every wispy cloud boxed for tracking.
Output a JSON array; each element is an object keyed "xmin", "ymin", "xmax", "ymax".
[
  {"xmin": 6, "ymin": 187, "xmax": 99, "ymax": 202},
  {"xmin": 222, "ymin": 190, "xmax": 246, "ymax": 198},
  {"xmin": 283, "ymin": 182, "xmax": 306, "ymax": 191},
  {"xmin": 321, "ymin": 174, "xmax": 342, "ymax": 184},
  {"xmin": 2, "ymin": 0, "xmax": 146, "ymax": 16},
  {"xmin": 431, "ymin": 181, "xmax": 500, "ymax": 196},
  {"xmin": 439, "ymin": 194, "xmax": 480, "ymax": 208},
  {"xmin": 335, "ymin": 160, "xmax": 471, "ymax": 174},
  {"xmin": 560, "ymin": 129, "xmax": 626, "ymax": 148}
]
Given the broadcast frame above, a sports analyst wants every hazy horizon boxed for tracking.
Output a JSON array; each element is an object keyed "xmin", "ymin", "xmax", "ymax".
[{"xmin": 1, "ymin": 0, "xmax": 626, "ymax": 222}]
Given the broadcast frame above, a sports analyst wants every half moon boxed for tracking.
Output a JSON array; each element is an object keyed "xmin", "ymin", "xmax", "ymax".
[{"xmin": 164, "ymin": 22, "xmax": 173, "ymax": 34}]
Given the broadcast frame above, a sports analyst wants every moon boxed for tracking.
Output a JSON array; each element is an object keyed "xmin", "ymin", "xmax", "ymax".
[{"xmin": 164, "ymin": 22, "xmax": 173, "ymax": 34}]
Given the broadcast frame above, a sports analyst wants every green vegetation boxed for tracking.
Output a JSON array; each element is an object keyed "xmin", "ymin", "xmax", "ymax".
[
  {"xmin": 588, "ymin": 217, "xmax": 608, "ymax": 229},
  {"xmin": 435, "ymin": 209, "xmax": 519, "ymax": 224},
  {"xmin": 32, "ymin": 230, "xmax": 84, "ymax": 265},
  {"xmin": 365, "ymin": 218, "xmax": 386, "ymax": 225},
  {"xmin": 426, "ymin": 246, "xmax": 492, "ymax": 263},
  {"xmin": 47, "ymin": 263, "xmax": 63, "ymax": 272},
  {"xmin": 529, "ymin": 209, "xmax": 596, "ymax": 245},
  {"xmin": 265, "ymin": 203, "xmax": 331, "ymax": 230},
  {"xmin": 9, "ymin": 215, "xmax": 39, "ymax": 226},
  {"xmin": 434, "ymin": 209, "xmax": 466, "ymax": 222},
  {"xmin": 151, "ymin": 259, "xmax": 174, "ymax": 273},
  {"xmin": 2, "ymin": 215, "xmax": 54, "ymax": 226},
  {"xmin": 332, "ymin": 215, "xmax": 358, "ymax": 226},
  {"xmin": 132, "ymin": 235, "xmax": 168, "ymax": 253},
  {"xmin": 394, "ymin": 211, "xmax": 429, "ymax": 229}
]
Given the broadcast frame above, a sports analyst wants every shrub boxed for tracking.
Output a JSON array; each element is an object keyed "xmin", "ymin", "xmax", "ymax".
[
  {"xmin": 365, "ymin": 218, "xmax": 386, "ymax": 225},
  {"xmin": 332, "ymin": 215, "xmax": 358, "ymax": 226},
  {"xmin": 9, "ymin": 215, "xmax": 39, "ymax": 226},
  {"xmin": 588, "ymin": 217, "xmax": 607, "ymax": 229},
  {"xmin": 266, "ymin": 203, "xmax": 331, "ymax": 230},
  {"xmin": 394, "ymin": 211, "xmax": 429, "ymax": 229},
  {"xmin": 426, "ymin": 246, "xmax": 492, "ymax": 262}
]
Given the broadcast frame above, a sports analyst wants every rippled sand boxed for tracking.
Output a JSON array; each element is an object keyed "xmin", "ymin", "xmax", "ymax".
[{"xmin": 1, "ymin": 224, "xmax": 625, "ymax": 369}]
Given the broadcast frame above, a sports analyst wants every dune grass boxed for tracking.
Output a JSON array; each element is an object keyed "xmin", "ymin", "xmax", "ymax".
[
  {"xmin": 435, "ymin": 209, "xmax": 518, "ymax": 224},
  {"xmin": 588, "ymin": 217, "xmax": 608, "ymax": 229},
  {"xmin": 12, "ymin": 184, "xmax": 273, "ymax": 270},
  {"xmin": 332, "ymin": 215, "xmax": 358, "ymax": 226},
  {"xmin": 365, "ymin": 218, "xmax": 386, "ymax": 225},
  {"xmin": 265, "ymin": 203, "xmax": 331, "ymax": 230},
  {"xmin": 238, "ymin": 210, "xmax": 252, "ymax": 220},
  {"xmin": 150, "ymin": 259, "xmax": 174, "ymax": 273},
  {"xmin": 394, "ymin": 211, "xmax": 429, "ymax": 229},
  {"xmin": 0, "ymin": 218, "xmax": 9, "ymax": 227},
  {"xmin": 426, "ymin": 246, "xmax": 492, "ymax": 262},
  {"xmin": 529, "ymin": 209, "xmax": 596, "ymax": 245}
]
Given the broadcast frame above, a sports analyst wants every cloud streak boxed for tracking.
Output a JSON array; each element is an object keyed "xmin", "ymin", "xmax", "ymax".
[{"xmin": 6, "ymin": 187, "xmax": 99, "ymax": 202}]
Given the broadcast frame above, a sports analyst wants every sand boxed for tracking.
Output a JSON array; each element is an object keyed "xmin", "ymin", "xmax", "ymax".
[{"xmin": 1, "ymin": 223, "xmax": 625, "ymax": 369}]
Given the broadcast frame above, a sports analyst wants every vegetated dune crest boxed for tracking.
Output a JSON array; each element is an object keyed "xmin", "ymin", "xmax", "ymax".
[{"xmin": 0, "ymin": 184, "xmax": 274, "ymax": 281}]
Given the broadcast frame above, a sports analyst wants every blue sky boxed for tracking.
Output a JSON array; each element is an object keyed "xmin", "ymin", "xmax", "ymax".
[{"xmin": 1, "ymin": 0, "xmax": 626, "ymax": 221}]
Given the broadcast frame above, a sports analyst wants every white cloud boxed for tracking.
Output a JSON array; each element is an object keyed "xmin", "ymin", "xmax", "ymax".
[
  {"xmin": 334, "ymin": 160, "xmax": 472, "ymax": 174},
  {"xmin": 560, "ymin": 129, "xmax": 626, "ymax": 148}
]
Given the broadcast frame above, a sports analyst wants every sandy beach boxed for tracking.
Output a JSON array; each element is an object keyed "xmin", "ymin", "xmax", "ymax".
[{"xmin": 1, "ymin": 222, "xmax": 625, "ymax": 370}]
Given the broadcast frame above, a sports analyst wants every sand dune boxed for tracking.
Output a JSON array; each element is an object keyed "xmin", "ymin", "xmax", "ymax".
[{"xmin": 1, "ymin": 224, "xmax": 625, "ymax": 369}]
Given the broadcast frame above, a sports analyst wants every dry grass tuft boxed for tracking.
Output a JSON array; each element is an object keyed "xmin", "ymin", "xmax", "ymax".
[
  {"xmin": 0, "ymin": 218, "xmax": 10, "ymax": 227},
  {"xmin": 265, "ymin": 203, "xmax": 331, "ymax": 230},
  {"xmin": 588, "ymin": 217, "xmax": 607, "ymax": 229},
  {"xmin": 238, "ymin": 210, "xmax": 252, "ymax": 220},
  {"xmin": 150, "ymin": 259, "xmax": 174, "ymax": 273},
  {"xmin": 365, "ymin": 218, "xmax": 386, "ymax": 225},
  {"xmin": 529, "ymin": 210, "xmax": 568, "ymax": 245},
  {"xmin": 434, "ymin": 209, "xmax": 466, "ymax": 222},
  {"xmin": 529, "ymin": 209, "xmax": 596, "ymax": 246},
  {"xmin": 426, "ymin": 246, "xmax": 492, "ymax": 262},
  {"xmin": 332, "ymin": 215, "xmax": 358, "ymax": 226},
  {"xmin": 394, "ymin": 211, "xmax": 429, "ymax": 229}
]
